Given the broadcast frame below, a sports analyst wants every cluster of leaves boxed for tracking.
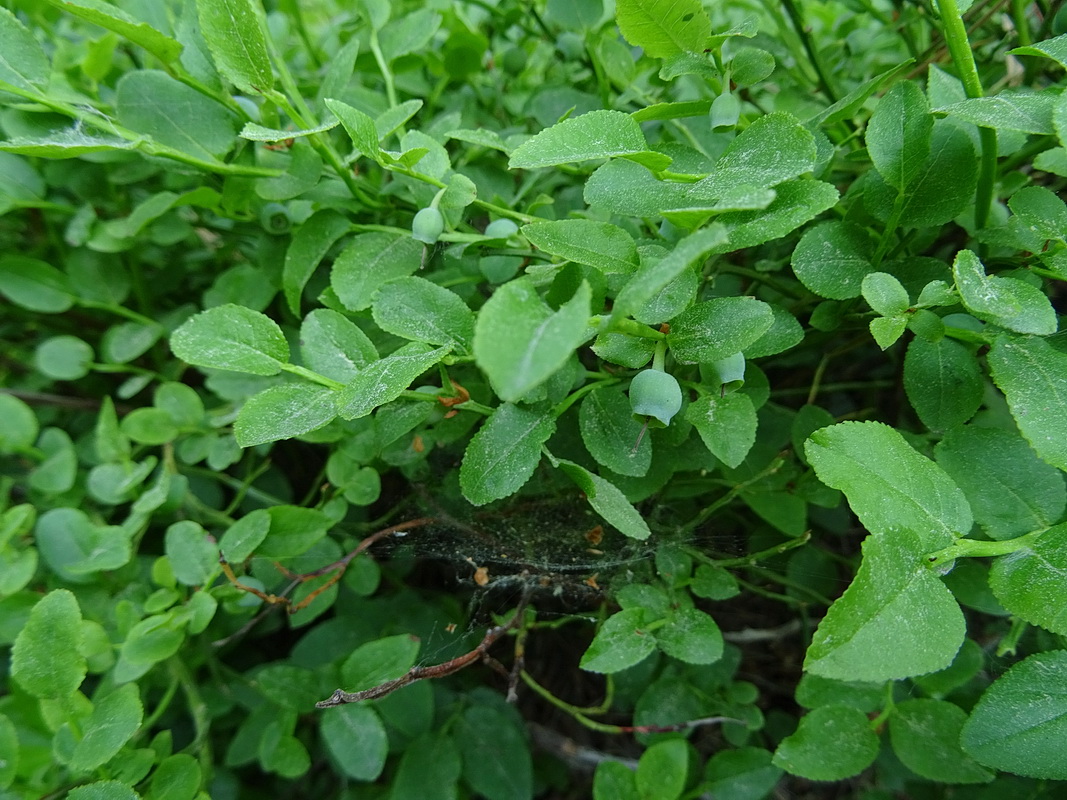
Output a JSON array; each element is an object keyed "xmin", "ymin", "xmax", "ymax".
[{"xmin": 2, "ymin": 0, "xmax": 1067, "ymax": 797}]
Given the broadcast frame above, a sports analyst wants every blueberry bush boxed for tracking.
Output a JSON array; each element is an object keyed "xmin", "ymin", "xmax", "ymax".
[{"xmin": 2, "ymin": 0, "xmax": 1067, "ymax": 797}]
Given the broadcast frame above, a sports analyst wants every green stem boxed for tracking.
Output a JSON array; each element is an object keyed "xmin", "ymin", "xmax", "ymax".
[
  {"xmin": 678, "ymin": 455, "xmax": 787, "ymax": 534},
  {"xmin": 868, "ymin": 682, "xmax": 896, "ymax": 730},
  {"xmin": 704, "ymin": 530, "xmax": 812, "ymax": 568},
  {"xmin": 370, "ymin": 30, "xmax": 398, "ymax": 111},
  {"xmin": 169, "ymin": 657, "xmax": 212, "ymax": 770},
  {"xmin": 551, "ymin": 378, "xmax": 619, "ymax": 418},
  {"xmin": 925, "ymin": 529, "xmax": 1044, "ymax": 568},
  {"xmin": 520, "ymin": 671, "xmax": 634, "ymax": 734},
  {"xmin": 279, "ymin": 363, "xmax": 345, "ymax": 390},
  {"xmin": 997, "ymin": 616, "xmax": 1029, "ymax": 657},
  {"xmin": 780, "ymin": 0, "xmax": 839, "ymax": 102},
  {"xmin": 934, "ymin": 0, "xmax": 997, "ymax": 229}
]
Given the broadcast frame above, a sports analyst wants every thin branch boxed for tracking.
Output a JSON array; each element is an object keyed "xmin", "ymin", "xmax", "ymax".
[{"xmin": 316, "ymin": 602, "xmax": 526, "ymax": 708}]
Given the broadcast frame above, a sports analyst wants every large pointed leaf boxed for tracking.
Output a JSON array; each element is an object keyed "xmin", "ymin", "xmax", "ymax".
[
  {"xmin": 615, "ymin": 0, "xmax": 712, "ymax": 58},
  {"xmin": 805, "ymin": 529, "xmax": 965, "ymax": 681},
  {"xmin": 805, "ymin": 421, "xmax": 971, "ymax": 549},
  {"xmin": 473, "ymin": 278, "xmax": 592, "ymax": 402},
  {"xmin": 460, "ymin": 404, "xmax": 556, "ymax": 505},
  {"xmin": 509, "ymin": 111, "xmax": 670, "ymax": 170}
]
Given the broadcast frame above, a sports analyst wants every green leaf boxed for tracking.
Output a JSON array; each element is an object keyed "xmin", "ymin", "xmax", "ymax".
[
  {"xmin": 636, "ymin": 739, "xmax": 688, "ymax": 800},
  {"xmin": 714, "ymin": 179, "xmax": 839, "ymax": 251},
  {"xmin": 0, "ymin": 394, "xmax": 38, "ymax": 453},
  {"xmin": 615, "ymin": 0, "xmax": 711, "ymax": 58},
  {"xmin": 390, "ymin": 731, "xmax": 461, "ymax": 800},
  {"xmin": 259, "ymin": 506, "xmax": 333, "ymax": 560},
  {"xmin": 120, "ymin": 408, "xmax": 179, "ymax": 446},
  {"xmin": 961, "ymin": 650, "xmax": 1067, "ymax": 779},
  {"xmin": 889, "ymin": 699, "xmax": 993, "ymax": 783},
  {"xmin": 522, "ymin": 220, "xmax": 638, "ymax": 274},
  {"xmin": 579, "ymin": 386, "xmax": 651, "ymax": 477},
  {"xmin": 11, "ymin": 589, "xmax": 86, "ymax": 698},
  {"xmin": 35, "ymin": 335, "xmax": 94, "ymax": 380},
  {"xmin": 611, "ymin": 226, "xmax": 728, "ymax": 322},
  {"xmin": 594, "ymin": 761, "xmax": 638, "ymax": 800},
  {"xmin": 666, "ymin": 297, "xmax": 773, "ymax": 364},
  {"xmin": 234, "ymin": 383, "xmax": 339, "ymax": 446},
  {"xmin": 553, "ymin": 459, "xmax": 652, "ymax": 540},
  {"xmin": 240, "ymin": 119, "xmax": 339, "ymax": 141},
  {"xmin": 331, "ymin": 232, "xmax": 422, "ymax": 311},
  {"xmin": 704, "ymin": 747, "xmax": 783, "ymax": 800},
  {"xmin": 936, "ymin": 427, "xmax": 1065, "ymax": 540},
  {"xmin": 791, "ymin": 221, "xmax": 874, "ymax": 300},
  {"xmin": 67, "ymin": 781, "xmax": 141, "ymax": 800},
  {"xmin": 869, "ymin": 314, "xmax": 907, "ymax": 349},
  {"xmin": 321, "ymin": 705, "xmax": 388, "ymax": 781},
  {"xmin": 456, "ymin": 705, "xmax": 533, "ymax": 800},
  {"xmin": 219, "ymin": 509, "xmax": 270, "ymax": 563},
  {"xmin": 164, "ymin": 521, "xmax": 219, "ymax": 586},
  {"xmin": 937, "ymin": 89, "xmax": 1056, "ymax": 134},
  {"xmin": 372, "ymin": 276, "xmax": 475, "ymax": 352},
  {"xmin": 0, "ymin": 255, "xmax": 75, "ymax": 313},
  {"xmin": 150, "ymin": 754, "xmax": 202, "ymax": 800},
  {"xmin": 325, "ymin": 98, "xmax": 382, "ymax": 163},
  {"xmin": 283, "ymin": 210, "xmax": 350, "ymax": 315},
  {"xmin": 772, "ymin": 705, "xmax": 879, "ymax": 780},
  {"xmin": 1009, "ymin": 33, "xmax": 1067, "ymax": 68},
  {"xmin": 116, "ymin": 70, "xmax": 237, "ymax": 161},
  {"xmin": 45, "ymin": 0, "xmax": 182, "ymax": 63},
  {"xmin": 171, "ymin": 304, "xmax": 289, "ymax": 376},
  {"xmin": 1008, "ymin": 185, "xmax": 1067, "ymax": 243},
  {"xmin": 989, "ymin": 522, "xmax": 1067, "ymax": 634},
  {"xmin": 460, "ymin": 404, "xmax": 556, "ymax": 505},
  {"xmin": 474, "ymin": 278, "xmax": 591, "ymax": 402},
  {"xmin": 685, "ymin": 392, "xmax": 757, "ymax": 469},
  {"xmin": 338, "ymin": 343, "xmax": 450, "ymax": 419},
  {"xmin": 580, "ymin": 608, "xmax": 656, "ymax": 673},
  {"xmin": 29, "ymin": 428, "xmax": 77, "ymax": 494},
  {"xmin": 804, "ymin": 529, "xmax": 965, "ymax": 681},
  {"xmin": 867, "ymin": 81, "xmax": 933, "ymax": 190},
  {"xmin": 952, "ymin": 249, "xmax": 1056, "ymax": 335},
  {"xmin": 864, "ymin": 121, "xmax": 976, "ymax": 228},
  {"xmin": 300, "ymin": 309, "xmax": 378, "ymax": 383},
  {"xmin": 509, "ymin": 110, "xmax": 670, "ymax": 170},
  {"xmin": 805, "ymin": 421, "xmax": 971, "ymax": 548},
  {"xmin": 121, "ymin": 613, "xmax": 184, "ymax": 668},
  {"xmin": 0, "ymin": 713, "xmax": 16, "ymax": 789},
  {"xmin": 987, "ymin": 334, "xmax": 1067, "ymax": 471},
  {"xmin": 745, "ymin": 304, "xmax": 804, "ymax": 359},
  {"xmin": 36, "ymin": 508, "xmax": 133, "ymax": 578},
  {"xmin": 70, "ymin": 684, "xmax": 143, "ymax": 773},
  {"xmin": 656, "ymin": 607, "xmax": 723, "ymax": 665},
  {"xmin": 584, "ymin": 159, "xmax": 690, "ymax": 216},
  {"xmin": 196, "ymin": 0, "xmax": 273, "ymax": 94},
  {"xmin": 0, "ymin": 6, "xmax": 50, "ymax": 91},
  {"xmin": 903, "ymin": 335, "xmax": 984, "ymax": 431},
  {"xmin": 341, "ymin": 634, "xmax": 421, "ymax": 692},
  {"xmin": 686, "ymin": 113, "xmax": 816, "ymax": 202},
  {"xmin": 0, "ymin": 130, "xmax": 138, "ymax": 158},
  {"xmin": 862, "ymin": 272, "xmax": 910, "ymax": 317}
]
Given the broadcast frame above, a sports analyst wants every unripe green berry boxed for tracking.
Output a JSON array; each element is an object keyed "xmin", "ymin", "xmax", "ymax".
[
  {"xmin": 484, "ymin": 218, "xmax": 519, "ymax": 239},
  {"xmin": 629, "ymin": 369, "xmax": 683, "ymax": 427},
  {"xmin": 412, "ymin": 207, "xmax": 445, "ymax": 244},
  {"xmin": 259, "ymin": 202, "xmax": 292, "ymax": 234},
  {"xmin": 706, "ymin": 352, "xmax": 746, "ymax": 393}
]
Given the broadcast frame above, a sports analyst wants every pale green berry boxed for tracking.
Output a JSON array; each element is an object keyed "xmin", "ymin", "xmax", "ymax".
[
  {"xmin": 629, "ymin": 369, "xmax": 683, "ymax": 427},
  {"xmin": 412, "ymin": 207, "xmax": 445, "ymax": 244}
]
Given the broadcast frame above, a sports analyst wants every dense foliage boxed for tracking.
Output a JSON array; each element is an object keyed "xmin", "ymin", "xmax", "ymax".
[{"xmin": 2, "ymin": 0, "xmax": 1067, "ymax": 797}]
